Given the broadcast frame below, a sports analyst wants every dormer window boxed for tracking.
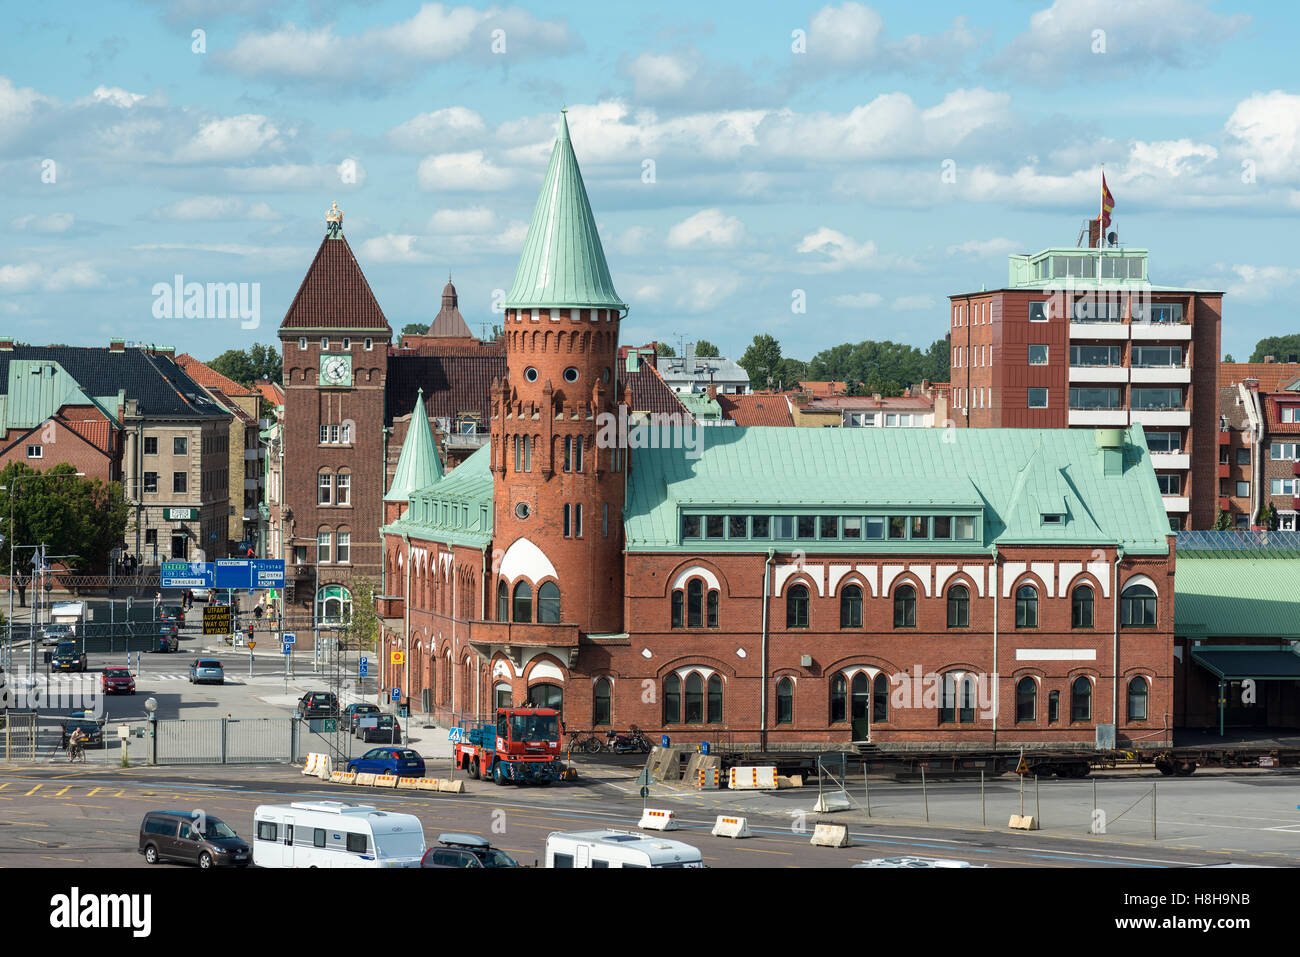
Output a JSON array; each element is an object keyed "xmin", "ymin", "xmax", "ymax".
[{"xmin": 1042, "ymin": 513, "xmax": 1064, "ymax": 525}]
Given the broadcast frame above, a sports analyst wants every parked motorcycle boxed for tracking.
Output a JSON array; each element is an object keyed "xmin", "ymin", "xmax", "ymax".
[{"xmin": 605, "ymin": 725, "xmax": 653, "ymax": 754}]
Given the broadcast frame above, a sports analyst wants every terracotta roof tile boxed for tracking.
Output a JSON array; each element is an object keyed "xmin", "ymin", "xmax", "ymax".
[
  {"xmin": 1219, "ymin": 362, "xmax": 1300, "ymax": 394},
  {"xmin": 718, "ymin": 393, "xmax": 794, "ymax": 427},
  {"xmin": 279, "ymin": 234, "xmax": 392, "ymax": 332},
  {"xmin": 175, "ymin": 354, "xmax": 259, "ymax": 397},
  {"xmin": 622, "ymin": 363, "xmax": 690, "ymax": 418}
]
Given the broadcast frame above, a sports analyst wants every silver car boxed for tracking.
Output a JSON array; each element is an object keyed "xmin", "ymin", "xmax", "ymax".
[
  {"xmin": 189, "ymin": 658, "xmax": 225, "ymax": 685},
  {"xmin": 41, "ymin": 623, "xmax": 74, "ymax": 646}
]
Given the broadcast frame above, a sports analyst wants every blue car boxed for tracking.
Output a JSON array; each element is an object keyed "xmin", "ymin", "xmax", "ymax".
[{"xmin": 346, "ymin": 747, "xmax": 425, "ymax": 778}]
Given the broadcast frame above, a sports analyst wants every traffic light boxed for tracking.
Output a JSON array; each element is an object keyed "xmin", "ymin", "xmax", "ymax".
[{"xmin": 247, "ymin": 623, "xmax": 255, "ymax": 643}]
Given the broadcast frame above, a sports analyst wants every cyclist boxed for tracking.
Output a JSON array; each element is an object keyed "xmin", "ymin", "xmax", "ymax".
[{"xmin": 67, "ymin": 725, "xmax": 87, "ymax": 763}]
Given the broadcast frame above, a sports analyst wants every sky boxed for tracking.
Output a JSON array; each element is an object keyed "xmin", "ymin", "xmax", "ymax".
[{"xmin": 2, "ymin": 0, "xmax": 1298, "ymax": 363}]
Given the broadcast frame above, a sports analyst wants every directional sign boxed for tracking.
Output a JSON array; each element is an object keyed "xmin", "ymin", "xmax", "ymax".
[
  {"xmin": 282, "ymin": 642, "xmax": 293, "ymax": 656},
  {"xmin": 161, "ymin": 561, "xmax": 214, "ymax": 588},
  {"xmin": 203, "ymin": 605, "xmax": 233, "ymax": 636},
  {"xmin": 390, "ymin": 650, "xmax": 405, "ymax": 666},
  {"xmin": 251, "ymin": 559, "xmax": 285, "ymax": 588},
  {"xmin": 359, "ymin": 657, "xmax": 368, "ymax": 677},
  {"xmin": 391, "ymin": 687, "xmax": 401, "ymax": 703},
  {"xmin": 1015, "ymin": 755, "xmax": 1030, "ymax": 775},
  {"xmin": 283, "ymin": 633, "xmax": 296, "ymax": 645},
  {"xmin": 214, "ymin": 560, "xmax": 251, "ymax": 589}
]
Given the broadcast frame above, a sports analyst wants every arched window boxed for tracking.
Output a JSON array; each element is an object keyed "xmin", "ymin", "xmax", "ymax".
[
  {"xmin": 496, "ymin": 581, "xmax": 508, "ymax": 622},
  {"xmin": 493, "ymin": 681, "xmax": 512, "ymax": 710},
  {"xmin": 1016, "ymin": 677, "xmax": 1037, "ymax": 723},
  {"xmin": 593, "ymin": 677, "xmax": 612, "ymax": 727},
  {"xmin": 850, "ymin": 673, "xmax": 869, "ymax": 737},
  {"xmin": 671, "ymin": 589, "xmax": 684, "ymax": 628},
  {"xmin": 776, "ymin": 677, "xmax": 793, "ymax": 725},
  {"xmin": 1071, "ymin": 676, "xmax": 1092, "ymax": 722},
  {"xmin": 530, "ymin": 683, "xmax": 562, "ymax": 716},
  {"xmin": 707, "ymin": 675, "xmax": 723, "ymax": 724},
  {"xmin": 706, "ymin": 590, "xmax": 719, "ymax": 628},
  {"xmin": 315, "ymin": 584, "xmax": 351, "ymax": 624},
  {"xmin": 940, "ymin": 674, "xmax": 957, "ymax": 723},
  {"xmin": 1016, "ymin": 584, "xmax": 1039, "ymax": 628},
  {"xmin": 537, "ymin": 581, "xmax": 560, "ymax": 623},
  {"xmin": 684, "ymin": 673, "xmax": 704, "ymax": 724},
  {"xmin": 830, "ymin": 674, "xmax": 847, "ymax": 723},
  {"xmin": 893, "ymin": 584, "xmax": 916, "ymax": 628},
  {"xmin": 959, "ymin": 675, "xmax": 977, "ymax": 723},
  {"xmin": 663, "ymin": 674, "xmax": 681, "ymax": 724},
  {"xmin": 687, "ymin": 579, "xmax": 704, "ymax": 627},
  {"xmin": 1121, "ymin": 583, "xmax": 1157, "ymax": 627},
  {"xmin": 787, "ymin": 584, "xmax": 809, "ymax": 628},
  {"xmin": 840, "ymin": 584, "xmax": 862, "ymax": 628},
  {"xmin": 1048, "ymin": 690, "xmax": 1060, "ymax": 723},
  {"xmin": 512, "ymin": 581, "xmax": 532, "ymax": 623},
  {"xmin": 1072, "ymin": 585, "xmax": 1094, "ymax": 629},
  {"xmin": 947, "ymin": 584, "xmax": 970, "ymax": 628},
  {"xmin": 1127, "ymin": 676, "xmax": 1148, "ymax": 722},
  {"xmin": 872, "ymin": 673, "xmax": 889, "ymax": 723}
]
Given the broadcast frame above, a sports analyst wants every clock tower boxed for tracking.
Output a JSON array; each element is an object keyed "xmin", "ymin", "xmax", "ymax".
[{"xmin": 278, "ymin": 203, "xmax": 392, "ymax": 618}]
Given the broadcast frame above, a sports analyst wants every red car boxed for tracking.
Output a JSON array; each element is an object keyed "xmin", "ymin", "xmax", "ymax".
[{"xmin": 101, "ymin": 667, "xmax": 136, "ymax": 695}]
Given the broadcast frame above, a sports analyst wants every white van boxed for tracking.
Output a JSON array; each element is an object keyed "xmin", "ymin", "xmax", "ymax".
[
  {"xmin": 545, "ymin": 829, "xmax": 704, "ymax": 868},
  {"xmin": 252, "ymin": 801, "xmax": 425, "ymax": 868}
]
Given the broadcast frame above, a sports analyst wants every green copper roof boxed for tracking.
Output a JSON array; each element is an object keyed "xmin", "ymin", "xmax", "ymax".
[
  {"xmin": 3, "ymin": 359, "xmax": 114, "ymax": 431},
  {"xmin": 505, "ymin": 111, "xmax": 626, "ymax": 311},
  {"xmin": 384, "ymin": 389, "xmax": 443, "ymax": 503},
  {"xmin": 624, "ymin": 424, "xmax": 1172, "ymax": 553},
  {"xmin": 384, "ymin": 442, "xmax": 493, "ymax": 548},
  {"xmin": 1175, "ymin": 556, "xmax": 1300, "ymax": 639}
]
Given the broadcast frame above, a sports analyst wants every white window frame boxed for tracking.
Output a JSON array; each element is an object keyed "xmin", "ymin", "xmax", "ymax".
[
  {"xmin": 318, "ymin": 473, "xmax": 333, "ymax": 505},
  {"xmin": 1027, "ymin": 388, "xmax": 1048, "ymax": 409},
  {"xmin": 26, "ymin": 445, "xmax": 42, "ymax": 458},
  {"xmin": 317, "ymin": 532, "xmax": 331, "ymax": 564},
  {"xmin": 335, "ymin": 531, "xmax": 350, "ymax": 564},
  {"xmin": 335, "ymin": 473, "xmax": 350, "ymax": 506}
]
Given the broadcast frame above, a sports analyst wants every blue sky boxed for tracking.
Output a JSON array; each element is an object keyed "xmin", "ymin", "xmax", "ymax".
[{"xmin": 2, "ymin": 0, "xmax": 1297, "ymax": 362}]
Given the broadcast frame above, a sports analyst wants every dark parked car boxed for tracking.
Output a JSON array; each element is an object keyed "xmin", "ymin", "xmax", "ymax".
[
  {"xmin": 160, "ymin": 605, "xmax": 186, "ymax": 624},
  {"xmin": 356, "ymin": 714, "xmax": 402, "ymax": 743},
  {"xmin": 296, "ymin": 691, "xmax": 338, "ymax": 719},
  {"xmin": 101, "ymin": 667, "xmax": 136, "ymax": 695},
  {"xmin": 155, "ymin": 629, "xmax": 179, "ymax": 653},
  {"xmin": 50, "ymin": 642, "xmax": 88, "ymax": 672},
  {"xmin": 60, "ymin": 719, "xmax": 104, "ymax": 749},
  {"xmin": 138, "ymin": 810, "xmax": 250, "ymax": 868},
  {"xmin": 420, "ymin": 833, "xmax": 520, "ymax": 868},
  {"xmin": 341, "ymin": 702, "xmax": 381, "ymax": 733},
  {"xmin": 346, "ymin": 747, "xmax": 425, "ymax": 778}
]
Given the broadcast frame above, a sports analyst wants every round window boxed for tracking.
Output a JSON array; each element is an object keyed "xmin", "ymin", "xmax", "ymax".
[
  {"xmin": 524, "ymin": 367, "xmax": 539, "ymax": 383},
  {"xmin": 515, "ymin": 502, "xmax": 531, "ymax": 520},
  {"xmin": 563, "ymin": 366, "xmax": 579, "ymax": 383}
]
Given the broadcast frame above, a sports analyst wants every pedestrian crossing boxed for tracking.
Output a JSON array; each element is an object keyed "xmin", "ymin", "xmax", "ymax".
[{"xmin": 4, "ymin": 671, "xmax": 318, "ymax": 684}]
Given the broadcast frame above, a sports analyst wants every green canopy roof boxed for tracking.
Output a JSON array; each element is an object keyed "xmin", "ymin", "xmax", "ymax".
[
  {"xmin": 505, "ymin": 111, "xmax": 626, "ymax": 311},
  {"xmin": 1175, "ymin": 556, "xmax": 1300, "ymax": 639},
  {"xmin": 384, "ymin": 389, "xmax": 442, "ymax": 503}
]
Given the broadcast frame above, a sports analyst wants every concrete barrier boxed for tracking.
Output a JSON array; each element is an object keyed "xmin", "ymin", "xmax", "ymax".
[
  {"xmin": 438, "ymin": 779, "xmax": 465, "ymax": 793},
  {"xmin": 810, "ymin": 823, "xmax": 850, "ymax": 848},
  {"xmin": 354, "ymin": 772, "xmax": 376, "ymax": 787},
  {"xmin": 812, "ymin": 792, "xmax": 851, "ymax": 813},
  {"xmin": 682, "ymin": 752, "xmax": 721, "ymax": 787},
  {"xmin": 638, "ymin": 808, "xmax": 678, "ymax": 831},
  {"xmin": 336, "ymin": 771, "xmax": 357, "ymax": 785},
  {"xmin": 729, "ymin": 766, "xmax": 778, "ymax": 790},
  {"xmin": 396, "ymin": 776, "xmax": 420, "ymax": 790},
  {"xmin": 777, "ymin": 774, "xmax": 803, "ymax": 789},
  {"xmin": 373, "ymin": 774, "xmax": 399, "ymax": 788},
  {"xmin": 711, "ymin": 815, "xmax": 752, "ymax": 839},
  {"xmin": 697, "ymin": 767, "xmax": 721, "ymax": 789},
  {"xmin": 647, "ymin": 747, "xmax": 685, "ymax": 783},
  {"xmin": 1008, "ymin": 814, "xmax": 1039, "ymax": 831},
  {"xmin": 303, "ymin": 753, "xmax": 329, "ymax": 776},
  {"xmin": 417, "ymin": 778, "xmax": 441, "ymax": 791}
]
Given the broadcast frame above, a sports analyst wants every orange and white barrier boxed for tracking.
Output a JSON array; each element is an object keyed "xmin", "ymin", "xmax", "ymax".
[
  {"xmin": 698, "ymin": 768, "xmax": 720, "ymax": 790},
  {"xmin": 638, "ymin": 808, "xmax": 678, "ymax": 831},
  {"xmin": 711, "ymin": 815, "xmax": 752, "ymax": 839},
  {"xmin": 417, "ymin": 778, "xmax": 441, "ymax": 791},
  {"xmin": 729, "ymin": 766, "xmax": 778, "ymax": 790},
  {"xmin": 303, "ymin": 753, "xmax": 331, "ymax": 776},
  {"xmin": 373, "ymin": 773, "xmax": 399, "ymax": 788},
  {"xmin": 331, "ymin": 771, "xmax": 357, "ymax": 785},
  {"xmin": 396, "ymin": 776, "xmax": 421, "ymax": 790}
]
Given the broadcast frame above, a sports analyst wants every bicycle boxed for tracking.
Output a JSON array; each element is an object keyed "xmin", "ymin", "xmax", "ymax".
[
  {"xmin": 566, "ymin": 730, "xmax": 604, "ymax": 757},
  {"xmin": 66, "ymin": 741, "xmax": 86, "ymax": 763}
]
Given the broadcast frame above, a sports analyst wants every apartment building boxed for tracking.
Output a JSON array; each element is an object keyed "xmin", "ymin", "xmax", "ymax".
[{"xmin": 1218, "ymin": 360, "xmax": 1300, "ymax": 529}]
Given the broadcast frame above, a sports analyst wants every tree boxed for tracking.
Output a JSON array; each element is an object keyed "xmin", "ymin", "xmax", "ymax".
[
  {"xmin": 1259, "ymin": 502, "xmax": 1279, "ymax": 530},
  {"xmin": 208, "ymin": 344, "xmax": 281, "ymax": 387},
  {"xmin": 1213, "ymin": 509, "xmax": 1234, "ymax": 531},
  {"xmin": 1224, "ymin": 353, "xmax": 1236, "ymax": 363},
  {"xmin": 339, "ymin": 576, "xmax": 380, "ymax": 652},
  {"xmin": 655, "ymin": 342, "xmax": 676, "ymax": 357},
  {"xmin": 693, "ymin": 340, "xmax": 720, "ymax": 358},
  {"xmin": 401, "ymin": 323, "xmax": 427, "ymax": 337},
  {"xmin": 1249, "ymin": 335, "xmax": 1300, "ymax": 363},
  {"xmin": 738, "ymin": 334, "xmax": 784, "ymax": 391},
  {"xmin": 803, "ymin": 337, "xmax": 950, "ymax": 397}
]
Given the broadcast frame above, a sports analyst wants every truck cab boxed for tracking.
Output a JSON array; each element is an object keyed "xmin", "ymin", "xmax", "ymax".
[{"xmin": 455, "ymin": 707, "xmax": 564, "ymax": 785}]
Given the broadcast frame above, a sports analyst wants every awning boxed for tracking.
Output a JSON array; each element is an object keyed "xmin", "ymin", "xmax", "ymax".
[{"xmin": 1191, "ymin": 646, "xmax": 1300, "ymax": 680}]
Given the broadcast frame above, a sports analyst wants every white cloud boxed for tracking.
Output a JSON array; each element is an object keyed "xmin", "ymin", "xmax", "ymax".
[
  {"xmin": 1216, "ymin": 265, "xmax": 1300, "ymax": 302},
  {"xmin": 802, "ymin": 4, "xmax": 976, "ymax": 73},
  {"xmin": 418, "ymin": 150, "xmax": 515, "ymax": 190},
  {"xmin": 611, "ymin": 226, "xmax": 654, "ymax": 256},
  {"xmin": 357, "ymin": 234, "xmax": 431, "ymax": 264},
  {"xmin": 0, "ymin": 262, "xmax": 104, "ymax": 292},
  {"xmin": 430, "ymin": 206, "xmax": 499, "ymax": 233},
  {"xmin": 1224, "ymin": 91, "xmax": 1300, "ymax": 180},
  {"xmin": 1128, "ymin": 139, "xmax": 1218, "ymax": 178},
  {"xmin": 832, "ymin": 292, "xmax": 884, "ymax": 308},
  {"xmin": 0, "ymin": 75, "xmax": 50, "ymax": 122},
  {"xmin": 389, "ymin": 107, "xmax": 486, "ymax": 151},
  {"xmin": 992, "ymin": 0, "xmax": 1249, "ymax": 82},
  {"xmin": 87, "ymin": 86, "xmax": 146, "ymax": 108},
  {"xmin": 626, "ymin": 52, "xmax": 697, "ymax": 99},
  {"xmin": 807, "ymin": 3, "xmax": 885, "ymax": 65},
  {"xmin": 221, "ymin": 162, "xmax": 366, "ymax": 192},
  {"xmin": 796, "ymin": 227, "xmax": 909, "ymax": 272},
  {"xmin": 946, "ymin": 237, "xmax": 1022, "ymax": 258},
  {"xmin": 174, "ymin": 115, "xmax": 284, "ymax": 163},
  {"xmin": 219, "ymin": 24, "xmax": 346, "ymax": 81},
  {"xmin": 11, "ymin": 212, "xmax": 75, "ymax": 234},
  {"xmin": 665, "ymin": 208, "xmax": 745, "ymax": 249},
  {"xmin": 150, "ymin": 197, "xmax": 280, "ymax": 221}
]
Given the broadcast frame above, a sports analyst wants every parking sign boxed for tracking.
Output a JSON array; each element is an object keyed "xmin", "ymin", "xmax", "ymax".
[
  {"xmin": 391, "ymin": 687, "xmax": 401, "ymax": 703},
  {"xmin": 359, "ymin": 657, "xmax": 368, "ymax": 677}
]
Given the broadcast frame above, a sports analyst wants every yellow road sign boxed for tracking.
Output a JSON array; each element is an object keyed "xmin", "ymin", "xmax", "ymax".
[
  {"xmin": 390, "ymin": 651, "xmax": 405, "ymax": 666},
  {"xmin": 1015, "ymin": 755, "xmax": 1029, "ymax": 775},
  {"xmin": 248, "ymin": 640, "xmax": 257, "ymax": 649}
]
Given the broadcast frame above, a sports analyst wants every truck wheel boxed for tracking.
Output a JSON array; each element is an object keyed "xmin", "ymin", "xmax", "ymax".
[
  {"xmin": 492, "ymin": 761, "xmax": 510, "ymax": 786},
  {"xmin": 468, "ymin": 758, "xmax": 480, "ymax": 780},
  {"xmin": 1173, "ymin": 761, "xmax": 1197, "ymax": 777}
]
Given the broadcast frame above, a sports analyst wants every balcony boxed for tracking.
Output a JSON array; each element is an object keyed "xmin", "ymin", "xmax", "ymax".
[
  {"xmin": 466, "ymin": 619, "xmax": 582, "ymax": 668},
  {"xmin": 1069, "ymin": 322, "xmax": 1129, "ymax": 340},
  {"xmin": 1130, "ymin": 365, "xmax": 1191, "ymax": 384},
  {"xmin": 1068, "ymin": 408, "xmax": 1128, "ymax": 426},
  {"xmin": 445, "ymin": 432, "xmax": 489, "ymax": 450},
  {"xmin": 376, "ymin": 596, "xmax": 405, "ymax": 622},
  {"xmin": 1162, "ymin": 496, "xmax": 1190, "ymax": 513},
  {"xmin": 1130, "ymin": 322, "xmax": 1191, "ymax": 341},
  {"xmin": 1131, "ymin": 408, "xmax": 1190, "ymax": 427},
  {"xmin": 1150, "ymin": 452, "xmax": 1190, "ymax": 471},
  {"xmin": 1068, "ymin": 365, "xmax": 1128, "ymax": 383}
]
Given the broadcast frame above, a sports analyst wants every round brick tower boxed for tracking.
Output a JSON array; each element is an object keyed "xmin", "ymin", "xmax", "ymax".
[{"xmin": 490, "ymin": 110, "xmax": 627, "ymax": 635}]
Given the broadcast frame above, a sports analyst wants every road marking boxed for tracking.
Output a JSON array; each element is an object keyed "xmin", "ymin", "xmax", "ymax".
[
  {"xmin": 739, "ymin": 847, "xmax": 794, "ymax": 856},
  {"xmin": 0, "ymin": 783, "xmax": 9, "ymax": 790},
  {"xmin": 54, "ymin": 787, "xmax": 71, "ymax": 796},
  {"xmin": 87, "ymin": 788, "xmax": 103, "ymax": 797},
  {"xmin": 24, "ymin": 785, "xmax": 41, "ymax": 796}
]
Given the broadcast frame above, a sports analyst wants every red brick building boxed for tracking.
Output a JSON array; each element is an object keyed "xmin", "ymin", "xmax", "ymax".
[
  {"xmin": 376, "ymin": 115, "xmax": 1177, "ymax": 750},
  {"xmin": 948, "ymin": 235, "xmax": 1222, "ymax": 531},
  {"xmin": 1217, "ymin": 360, "xmax": 1300, "ymax": 530}
]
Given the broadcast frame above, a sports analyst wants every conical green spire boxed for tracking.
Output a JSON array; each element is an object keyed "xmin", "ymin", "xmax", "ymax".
[
  {"xmin": 385, "ymin": 389, "xmax": 443, "ymax": 502},
  {"xmin": 505, "ymin": 111, "xmax": 626, "ymax": 311}
]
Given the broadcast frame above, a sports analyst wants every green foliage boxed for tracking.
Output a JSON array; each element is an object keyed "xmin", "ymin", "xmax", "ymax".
[
  {"xmin": 692, "ymin": 340, "xmax": 720, "ymax": 358},
  {"xmin": 208, "ymin": 343, "xmax": 282, "ymax": 387},
  {"xmin": 1213, "ymin": 509, "xmax": 1234, "ymax": 531},
  {"xmin": 738, "ymin": 334, "xmax": 784, "ymax": 390},
  {"xmin": 1249, "ymin": 335, "xmax": 1300, "ymax": 363},
  {"xmin": 1259, "ymin": 502, "xmax": 1279, "ymax": 530},
  {"xmin": 0, "ymin": 463, "xmax": 128, "ymax": 574},
  {"xmin": 1223, "ymin": 354, "xmax": 1235, "ymax": 363},
  {"xmin": 401, "ymin": 323, "xmax": 427, "ymax": 336},
  {"xmin": 655, "ymin": 342, "xmax": 676, "ymax": 357},
  {"xmin": 340, "ymin": 576, "xmax": 380, "ymax": 652},
  {"xmin": 805, "ymin": 338, "xmax": 951, "ymax": 397}
]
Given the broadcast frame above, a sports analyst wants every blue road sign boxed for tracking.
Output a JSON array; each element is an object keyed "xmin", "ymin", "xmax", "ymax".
[
  {"xmin": 214, "ymin": 560, "xmax": 251, "ymax": 589},
  {"xmin": 359, "ymin": 657, "xmax": 368, "ymax": 677},
  {"xmin": 283, "ymin": 633, "xmax": 296, "ymax": 645},
  {"xmin": 282, "ymin": 642, "xmax": 293, "ymax": 655},
  {"xmin": 391, "ymin": 687, "xmax": 401, "ymax": 703},
  {"xmin": 251, "ymin": 559, "xmax": 285, "ymax": 588},
  {"xmin": 448, "ymin": 727, "xmax": 463, "ymax": 743},
  {"xmin": 160, "ymin": 561, "xmax": 214, "ymax": 588}
]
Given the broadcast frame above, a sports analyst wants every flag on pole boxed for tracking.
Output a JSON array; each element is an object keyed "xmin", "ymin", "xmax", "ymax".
[{"xmin": 1100, "ymin": 172, "xmax": 1114, "ymax": 229}]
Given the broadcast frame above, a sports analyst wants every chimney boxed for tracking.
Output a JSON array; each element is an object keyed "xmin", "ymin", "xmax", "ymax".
[
  {"xmin": 1088, "ymin": 218, "xmax": 1101, "ymax": 249},
  {"xmin": 1096, "ymin": 428, "xmax": 1125, "ymax": 476},
  {"xmin": 0, "ymin": 337, "xmax": 12, "ymax": 352},
  {"xmin": 109, "ymin": 338, "xmax": 125, "ymax": 353},
  {"xmin": 706, "ymin": 382, "xmax": 718, "ymax": 401}
]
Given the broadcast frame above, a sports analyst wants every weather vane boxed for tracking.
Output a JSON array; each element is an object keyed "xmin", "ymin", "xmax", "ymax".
[{"xmin": 325, "ymin": 201, "xmax": 343, "ymax": 238}]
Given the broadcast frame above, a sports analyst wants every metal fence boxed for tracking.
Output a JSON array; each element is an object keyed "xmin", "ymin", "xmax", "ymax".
[{"xmin": 152, "ymin": 717, "xmax": 300, "ymax": 765}]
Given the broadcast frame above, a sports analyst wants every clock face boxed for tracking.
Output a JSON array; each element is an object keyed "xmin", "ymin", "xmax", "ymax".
[{"xmin": 319, "ymin": 354, "xmax": 352, "ymax": 386}]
